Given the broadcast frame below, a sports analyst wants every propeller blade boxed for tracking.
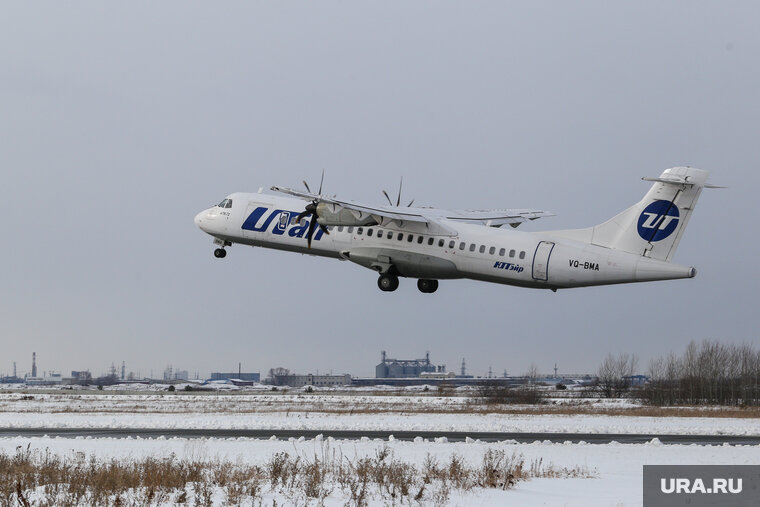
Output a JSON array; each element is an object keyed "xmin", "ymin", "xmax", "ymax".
[
  {"xmin": 303, "ymin": 180, "xmax": 312, "ymax": 193},
  {"xmin": 296, "ymin": 210, "xmax": 310, "ymax": 223},
  {"xmin": 382, "ymin": 190, "xmax": 393, "ymax": 206},
  {"xmin": 319, "ymin": 224, "xmax": 330, "ymax": 235},
  {"xmin": 306, "ymin": 216, "xmax": 318, "ymax": 248},
  {"xmin": 396, "ymin": 177, "xmax": 403, "ymax": 206},
  {"xmin": 318, "ymin": 169, "xmax": 325, "ymax": 195}
]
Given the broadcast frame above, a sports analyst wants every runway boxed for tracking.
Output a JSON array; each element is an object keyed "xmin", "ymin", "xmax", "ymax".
[{"xmin": 1, "ymin": 428, "xmax": 758, "ymax": 445}]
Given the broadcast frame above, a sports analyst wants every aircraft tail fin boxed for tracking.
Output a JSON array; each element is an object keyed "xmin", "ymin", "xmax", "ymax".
[{"xmin": 586, "ymin": 167, "xmax": 709, "ymax": 261}]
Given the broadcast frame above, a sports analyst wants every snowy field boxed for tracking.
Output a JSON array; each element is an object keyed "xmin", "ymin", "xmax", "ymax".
[
  {"xmin": 1, "ymin": 389, "xmax": 758, "ymax": 505},
  {"xmin": 0, "ymin": 390, "xmax": 758, "ymax": 436}
]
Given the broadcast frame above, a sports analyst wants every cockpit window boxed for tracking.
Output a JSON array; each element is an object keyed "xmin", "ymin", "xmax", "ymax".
[{"xmin": 217, "ymin": 199, "xmax": 233, "ymax": 208}]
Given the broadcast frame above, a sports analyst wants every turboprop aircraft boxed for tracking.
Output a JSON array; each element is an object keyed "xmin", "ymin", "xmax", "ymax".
[{"xmin": 194, "ymin": 167, "xmax": 719, "ymax": 293}]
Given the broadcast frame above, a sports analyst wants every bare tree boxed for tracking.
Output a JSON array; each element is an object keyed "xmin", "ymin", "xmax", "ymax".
[
  {"xmin": 638, "ymin": 340, "xmax": 760, "ymax": 406},
  {"xmin": 267, "ymin": 367, "xmax": 290, "ymax": 385},
  {"xmin": 596, "ymin": 353, "xmax": 638, "ymax": 398},
  {"xmin": 524, "ymin": 363, "xmax": 539, "ymax": 385}
]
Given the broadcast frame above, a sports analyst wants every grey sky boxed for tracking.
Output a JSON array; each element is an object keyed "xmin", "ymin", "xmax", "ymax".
[{"xmin": 1, "ymin": 2, "xmax": 758, "ymax": 379}]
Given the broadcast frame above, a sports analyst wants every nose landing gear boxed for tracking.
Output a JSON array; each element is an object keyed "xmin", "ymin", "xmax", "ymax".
[
  {"xmin": 213, "ymin": 248, "xmax": 227, "ymax": 258},
  {"xmin": 417, "ymin": 279, "xmax": 439, "ymax": 293}
]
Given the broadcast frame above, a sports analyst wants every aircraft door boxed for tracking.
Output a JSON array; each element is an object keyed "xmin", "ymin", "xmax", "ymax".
[{"xmin": 532, "ymin": 241, "xmax": 555, "ymax": 281}]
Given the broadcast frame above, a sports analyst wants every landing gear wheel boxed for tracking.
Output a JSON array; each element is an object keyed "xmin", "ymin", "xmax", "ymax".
[
  {"xmin": 214, "ymin": 248, "xmax": 227, "ymax": 258},
  {"xmin": 417, "ymin": 279, "xmax": 439, "ymax": 293},
  {"xmin": 377, "ymin": 274, "xmax": 399, "ymax": 292}
]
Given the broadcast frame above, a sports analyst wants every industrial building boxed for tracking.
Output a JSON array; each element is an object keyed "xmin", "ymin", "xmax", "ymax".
[
  {"xmin": 210, "ymin": 372, "xmax": 261, "ymax": 382},
  {"xmin": 271, "ymin": 373, "xmax": 352, "ymax": 388},
  {"xmin": 375, "ymin": 351, "xmax": 445, "ymax": 378}
]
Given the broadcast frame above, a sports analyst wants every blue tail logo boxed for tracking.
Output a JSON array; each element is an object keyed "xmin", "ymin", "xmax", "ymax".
[{"xmin": 637, "ymin": 200, "xmax": 680, "ymax": 242}]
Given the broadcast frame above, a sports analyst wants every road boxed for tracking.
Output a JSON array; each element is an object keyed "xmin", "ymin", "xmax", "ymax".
[{"xmin": 1, "ymin": 428, "xmax": 758, "ymax": 445}]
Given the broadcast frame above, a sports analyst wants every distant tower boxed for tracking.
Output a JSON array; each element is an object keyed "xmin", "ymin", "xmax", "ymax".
[
  {"xmin": 488, "ymin": 365, "xmax": 493, "ymax": 378},
  {"xmin": 554, "ymin": 363, "xmax": 558, "ymax": 377},
  {"xmin": 461, "ymin": 358, "xmax": 466, "ymax": 377},
  {"xmin": 503, "ymin": 369, "xmax": 508, "ymax": 378},
  {"xmin": 381, "ymin": 350, "xmax": 386, "ymax": 363},
  {"xmin": 13, "ymin": 362, "xmax": 17, "ymax": 378},
  {"xmin": 31, "ymin": 352, "xmax": 37, "ymax": 378},
  {"xmin": 425, "ymin": 351, "xmax": 430, "ymax": 365},
  {"xmin": 121, "ymin": 361, "xmax": 125, "ymax": 380}
]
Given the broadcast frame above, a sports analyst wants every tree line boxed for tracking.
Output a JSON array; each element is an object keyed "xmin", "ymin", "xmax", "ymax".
[{"xmin": 598, "ymin": 340, "xmax": 760, "ymax": 406}]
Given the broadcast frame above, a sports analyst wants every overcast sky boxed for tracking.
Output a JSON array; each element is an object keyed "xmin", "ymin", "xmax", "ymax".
[{"xmin": 1, "ymin": 2, "xmax": 758, "ymax": 379}]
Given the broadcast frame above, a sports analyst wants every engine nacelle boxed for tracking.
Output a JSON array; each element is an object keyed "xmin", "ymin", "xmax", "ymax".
[{"xmin": 316, "ymin": 202, "xmax": 378, "ymax": 226}]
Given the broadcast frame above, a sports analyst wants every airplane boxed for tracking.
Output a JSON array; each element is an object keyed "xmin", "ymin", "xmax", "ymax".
[{"xmin": 194, "ymin": 166, "xmax": 720, "ymax": 293}]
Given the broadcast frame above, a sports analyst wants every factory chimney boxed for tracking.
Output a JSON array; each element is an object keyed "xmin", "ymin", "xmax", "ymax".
[
  {"xmin": 13, "ymin": 362, "xmax": 17, "ymax": 378},
  {"xmin": 31, "ymin": 352, "xmax": 37, "ymax": 378},
  {"xmin": 460, "ymin": 358, "xmax": 466, "ymax": 377},
  {"xmin": 121, "ymin": 361, "xmax": 125, "ymax": 380}
]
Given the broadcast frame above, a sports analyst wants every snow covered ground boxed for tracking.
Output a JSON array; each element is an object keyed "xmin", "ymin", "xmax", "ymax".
[
  {"xmin": 0, "ymin": 391, "xmax": 757, "ymax": 435},
  {"xmin": 1, "ymin": 390, "xmax": 758, "ymax": 505},
  {"xmin": 1, "ymin": 435, "xmax": 758, "ymax": 506}
]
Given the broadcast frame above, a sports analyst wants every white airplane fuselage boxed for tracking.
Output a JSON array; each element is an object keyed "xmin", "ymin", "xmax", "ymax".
[{"xmin": 194, "ymin": 191, "xmax": 696, "ymax": 291}]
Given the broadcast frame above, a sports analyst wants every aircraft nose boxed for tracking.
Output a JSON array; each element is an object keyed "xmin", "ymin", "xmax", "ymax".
[{"xmin": 194, "ymin": 211, "xmax": 206, "ymax": 229}]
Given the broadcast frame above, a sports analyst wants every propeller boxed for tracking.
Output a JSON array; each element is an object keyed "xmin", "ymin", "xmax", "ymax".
[
  {"xmin": 382, "ymin": 177, "xmax": 415, "ymax": 207},
  {"xmin": 296, "ymin": 170, "xmax": 330, "ymax": 248}
]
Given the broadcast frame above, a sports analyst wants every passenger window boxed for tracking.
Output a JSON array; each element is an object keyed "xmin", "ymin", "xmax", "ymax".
[
  {"xmin": 469, "ymin": 244, "xmax": 476, "ymax": 252},
  {"xmin": 338, "ymin": 226, "xmax": 344, "ymax": 232},
  {"xmin": 509, "ymin": 249, "xmax": 515, "ymax": 258},
  {"xmin": 519, "ymin": 251, "xmax": 526, "ymax": 259},
  {"xmin": 348, "ymin": 227, "xmax": 354, "ymax": 234},
  {"xmin": 377, "ymin": 230, "xmax": 383, "ymax": 238},
  {"xmin": 417, "ymin": 236, "xmax": 423, "ymax": 244},
  {"xmin": 499, "ymin": 248, "xmax": 505, "ymax": 256},
  {"xmin": 387, "ymin": 232, "xmax": 393, "ymax": 239},
  {"xmin": 367, "ymin": 228, "xmax": 373, "ymax": 237},
  {"xmin": 408, "ymin": 234, "xmax": 414, "ymax": 242},
  {"xmin": 398, "ymin": 233, "xmax": 404, "ymax": 241},
  {"xmin": 438, "ymin": 239, "xmax": 445, "ymax": 247},
  {"xmin": 489, "ymin": 246, "xmax": 495, "ymax": 255},
  {"xmin": 479, "ymin": 245, "xmax": 485, "ymax": 253},
  {"xmin": 459, "ymin": 242, "xmax": 465, "ymax": 250},
  {"xmin": 449, "ymin": 240, "xmax": 455, "ymax": 248},
  {"xmin": 428, "ymin": 237, "xmax": 434, "ymax": 246},
  {"xmin": 357, "ymin": 227, "xmax": 363, "ymax": 235}
]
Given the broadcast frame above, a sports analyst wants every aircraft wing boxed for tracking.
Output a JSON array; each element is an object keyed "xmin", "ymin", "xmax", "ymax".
[
  {"xmin": 271, "ymin": 186, "xmax": 430, "ymax": 223},
  {"xmin": 271, "ymin": 186, "xmax": 552, "ymax": 230},
  {"xmin": 440, "ymin": 209, "xmax": 555, "ymax": 228}
]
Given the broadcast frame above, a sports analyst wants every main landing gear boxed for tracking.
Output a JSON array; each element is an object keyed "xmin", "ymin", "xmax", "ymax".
[
  {"xmin": 376, "ymin": 275, "xmax": 439, "ymax": 293},
  {"xmin": 377, "ymin": 273, "xmax": 399, "ymax": 292},
  {"xmin": 213, "ymin": 248, "xmax": 227, "ymax": 258},
  {"xmin": 417, "ymin": 279, "xmax": 439, "ymax": 293}
]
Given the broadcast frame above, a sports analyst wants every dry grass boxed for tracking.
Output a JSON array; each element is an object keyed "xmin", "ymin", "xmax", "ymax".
[
  {"xmin": 40, "ymin": 405, "xmax": 760, "ymax": 418},
  {"xmin": 0, "ymin": 444, "xmax": 593, "ymax": 506},
  {"xmin": 5, "ymin": 392, "xmax": 759, "ymax": 419}
]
